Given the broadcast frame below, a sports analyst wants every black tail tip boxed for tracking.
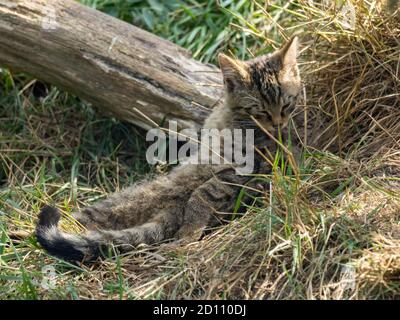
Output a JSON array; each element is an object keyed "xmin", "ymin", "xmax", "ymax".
[{"xmin": 38, "ymin": 205, "xmax": 61, "ymax": 228}]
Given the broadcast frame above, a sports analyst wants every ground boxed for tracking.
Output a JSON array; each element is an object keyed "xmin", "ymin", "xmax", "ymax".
[{"xmin": 0, "ymin": 0, "xmax": 399, "ymax": 299}]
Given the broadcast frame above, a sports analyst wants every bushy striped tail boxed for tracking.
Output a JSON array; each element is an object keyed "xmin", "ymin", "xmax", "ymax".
[
  {"xmin": 36, "ymin": 206, "xmax": 102, "ymax": 263},
  {"xmin": 36, "ymin": 205, "xmax": 171, "ymax": 263}
]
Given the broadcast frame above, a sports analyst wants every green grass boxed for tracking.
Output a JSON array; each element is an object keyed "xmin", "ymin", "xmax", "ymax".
[
  {"xmin": 80, "ymin": 0, "xmax": 291, "ymax": 63},
  {"xmin": 1, "ymin": 0, "xmax": 400, "ymax": 299},
  {"xmin": 0, "ymin": 70, "xmax": 152, "ymax": 298}
]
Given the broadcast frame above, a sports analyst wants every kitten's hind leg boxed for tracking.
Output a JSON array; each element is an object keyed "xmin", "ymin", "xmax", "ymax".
[
  {"xmin": 69, "ymin": 175, "xmax": 183, "ymax": 230},
  {"xmin": 177, "ymin": 169, "xmax": 248, "ymax": 242},
  {"xmin": 70, "ymin": 183, "xmax": 154, "ymax": 230},
  {"xmin": 72, "ymin": 204, "xmax": 111, "ymax": 231}
]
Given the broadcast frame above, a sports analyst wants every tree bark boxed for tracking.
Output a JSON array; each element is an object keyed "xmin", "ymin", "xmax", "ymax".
[{"xmin": 0, "ymin": 0, "xmax": 224, "ymax": 130}]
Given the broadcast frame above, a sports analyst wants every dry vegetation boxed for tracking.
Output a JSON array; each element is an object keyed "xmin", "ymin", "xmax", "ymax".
[{"xmin": 1, "ymin": 0, "xmax": 400, "ymax": 299}]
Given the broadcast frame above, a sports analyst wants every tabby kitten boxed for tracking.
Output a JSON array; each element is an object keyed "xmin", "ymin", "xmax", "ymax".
[{"xmin": 36, "ymin": 37, "xmax": 301, "ymax": 263}]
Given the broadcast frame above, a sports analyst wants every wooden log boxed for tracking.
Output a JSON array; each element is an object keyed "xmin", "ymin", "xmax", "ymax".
[{"xmin": 0, "ymin": 0, "xmax": 224, "ymax": 130}]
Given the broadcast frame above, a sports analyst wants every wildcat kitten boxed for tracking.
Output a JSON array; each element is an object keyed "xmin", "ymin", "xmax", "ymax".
[{"xmin": 36, "ymin": 37, "xmax": 302, "ymax": 263}]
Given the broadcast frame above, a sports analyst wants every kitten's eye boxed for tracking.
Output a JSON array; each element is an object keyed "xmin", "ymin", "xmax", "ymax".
[
  {"xmin": 225, "ymin": 79, "xmax": 235, "ymax": 92},
  {"xmin": 282, "ymin": 103, "xmax": 291, "ymax": 111}
]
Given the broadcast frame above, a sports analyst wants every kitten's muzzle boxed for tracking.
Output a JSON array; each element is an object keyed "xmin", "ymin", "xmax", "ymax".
[
  {"xmin": 256, "ymin": 116, "xmax": 288, "ymax": 132},
  {"xmin": 271, "ymin": 115, "xmax": 283, "ymax": 126}
]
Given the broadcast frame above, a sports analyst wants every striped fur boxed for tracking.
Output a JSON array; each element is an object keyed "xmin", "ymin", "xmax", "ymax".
[{"xmin": 36, "ymin": 37, "xmax": 302, "ymax": 263}]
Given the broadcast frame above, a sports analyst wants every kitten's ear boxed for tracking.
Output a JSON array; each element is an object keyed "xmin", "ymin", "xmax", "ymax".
[
  {"xmin": 275, "ymin": 36, "xmax": 300, "ymax": 89},
  {"xmin": 218, "ymin": 53, "xmax": 250, "ymax": 92},
  {"xmin": 276, "ymin": 36, "xmax": 299, "ymax": 69}
]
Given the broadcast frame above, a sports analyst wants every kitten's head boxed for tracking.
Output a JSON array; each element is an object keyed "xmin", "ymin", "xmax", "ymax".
[{"xmin": 218, "ymin": 36, "xmax": 301, "ymax": 130}]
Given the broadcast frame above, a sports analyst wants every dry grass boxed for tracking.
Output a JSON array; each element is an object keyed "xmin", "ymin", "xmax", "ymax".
[{"xmin": 1, "ymin": 0, "xmax": 400, "ymax": 299}]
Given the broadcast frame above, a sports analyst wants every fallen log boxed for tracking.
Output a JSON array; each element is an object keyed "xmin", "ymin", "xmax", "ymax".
[{"xmin": 0, "ymin": 0, "xmax": 223, "ymax": 130}]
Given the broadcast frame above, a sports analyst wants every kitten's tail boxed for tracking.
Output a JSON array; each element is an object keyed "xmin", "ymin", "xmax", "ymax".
[
  {"xmin": 36, "ymin": 206, "xmax": 168, "ymax": 263},
  {"xmin": 36, "ymin": 206, "xmax": 101, "ymax": 263}
]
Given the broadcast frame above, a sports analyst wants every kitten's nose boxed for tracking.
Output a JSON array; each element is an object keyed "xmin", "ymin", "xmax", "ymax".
[{"xmin": 271, "ymin": 116, "xmax": 282, "ymax": 126}]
